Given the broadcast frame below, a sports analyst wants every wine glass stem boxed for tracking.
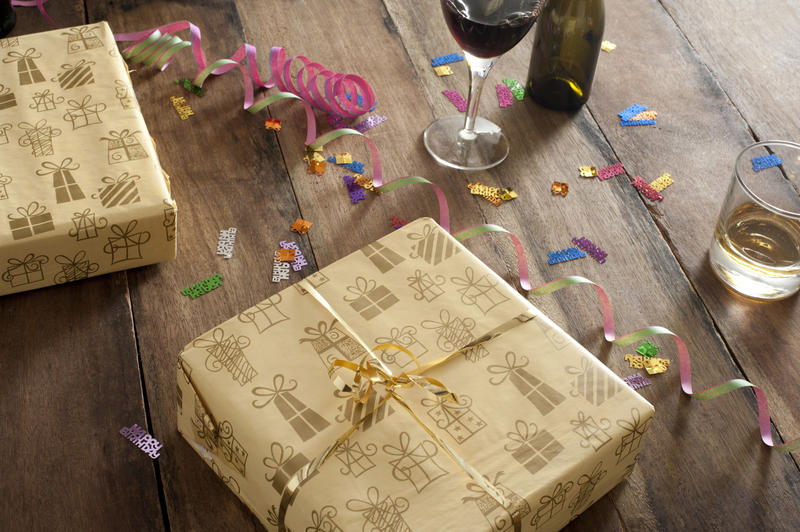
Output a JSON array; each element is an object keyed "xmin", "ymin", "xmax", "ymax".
[{"xmin": 460, "ymin": 53, "xmax": 496, "ymax": 141}]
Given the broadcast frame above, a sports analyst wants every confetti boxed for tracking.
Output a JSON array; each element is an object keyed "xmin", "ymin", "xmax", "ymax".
[
  {"xmin": 181, "ymin": 274, "xmax": 223, "ymax": 299},
  {"xmin": 442, "ymin": 89, "xmax": 467, "ymax": 112},
  {"xmin": 502, "ymin": 78, "xmax": 525, "ymax": 100},
  {"xmin": 752, "ymin": 154, "xmax": 782, "ymax": 171},
  {"xmin": 353, "ymin": 114, "xmax": 387, "ymax": 133},
  {"xmin": 290, "ymin": 218, "xmax": 312, "ymax": 234},
  {"xmin": 264, "ymin": 117, "xmax": 282, "ymax": 131},
  {"xmin": 334, "ymin": 153, "xmax": 352, "ymax": 164},
  {"xmin": 431, "ymin": 53, "xmax": 464, "ymax": 66},
  {"xmin": 620, "ymin": 119, "xmax": 656, "ymax": 126},
  {"xmin": 216, "ymin": 227, "xmax": 237, "ymax": 259},
  {"xmin": 280, "ymin": 240, "xmax": 307, "ymax": 271},
  {"xmin": 120, "ymin": 424, "xmax": 162, "ymax": 459},
  {"xmin": 598, "ymin": 162, "xmax": 625, "ymax": 180},
  {"xmin": 271, "ymin": 259, "xmax": 290, "ymax": 282},
  {"xmin": 618, "ymin": 104, "xmax": 647, "ymax": 121},
  {"xmin": 643, "ymin": 357, "xmax": 671, "ymax": 375},
  {"xmin": 303, "ymin": 152, "xmax": 325, "ymax": 164},
  {"xmin": 624, "ymin": 354, "xmax": 645, "ymax": 368},
  {"xmin": 631, "ymin": 176, "xmax": 664, "ymax": 201},
  {"xmin": 175, "ymin": 78, "xmax": 204, "ymax": 96},
  {"xmin": 390, "ymin": 216, "xmax": 408, "ymax": 229},
  {"xmin": 170, "ymin": 95, "xmax": 194, "ymax": 119},
  {"xmin": 547, "ymin": 247, "xmax": 586, "ymax": 265},
  {"xmin": 636, "ymin": 340, "xmax": 660, "ymax": 358},
  {"xmin": 308, "ymin": 160, "xmax": 327, "ymax": 175},
  {"xmin": 630, "ymin": 110, "xmax": 658, "ymax": 121},
  {"xmin": 649, "ymin": 173, "xmax": 673, "ymax": 192},
  {"xmin": 551, "ymin": 181, "xmax": 569, "ymax": 195},
  {"xmin": 355, "ymin": 174, "xmax": 381, "ymax": 194},
  {"xmin": 572, "ymin": 236, "xmax": 607, "ymax": 264},
  {"xmin": 434, "ymin": 65, "xmax": 453, "ymax": 76},
  {"xmin": 275, "ymin": 248, "xmax": 296, "ymax": 262},
  {"xmin": 579, "ymin": 165, "xmax": 598, "ymax": 178},
  {"xmin": 623, "ymin": 373, "xmax": 651, "ymax": 390},
  {"xmin": 328, "ymin": 156, "xmax": 366, "ymax": 174},
  {"xmin": 349, "ymin": 188, "xmax": 366, "ymax": 203},
  {"xmin": 499, "ymin": 188, "xmax": 518, "ymax": 201},
  {"xmin": 327, "ymin": 114, "xmax": 349, "ymax": 129},
  {"xmin": 496, "ymin": 83, "xmax": 514, "ymax": 108},
  {"xmin": 601, "ymin": 40, "xmax": 617, "ymax": 52}
]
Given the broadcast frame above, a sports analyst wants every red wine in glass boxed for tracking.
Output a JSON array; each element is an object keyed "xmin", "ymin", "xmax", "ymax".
[{"xmin": 425, "ymin": 0, "xmax": 543, "ymax": 170}]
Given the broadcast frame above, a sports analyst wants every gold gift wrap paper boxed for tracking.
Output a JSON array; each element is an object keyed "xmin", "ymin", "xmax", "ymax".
[
  {"xmin": 178, "ymin": 219, "xmax": 654, "ymax": 532},
  {"xmin": 0, "ymin": 23, "xmax": 176, "ymax": 296}
]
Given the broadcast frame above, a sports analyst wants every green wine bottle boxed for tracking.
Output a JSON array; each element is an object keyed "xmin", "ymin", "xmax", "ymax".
[
  {"xmin": 0, "ymin": 0, "xmax": 15, "ymax": 38},
  {"xmin": 526, "ymin": 0, "xmax": 605, "ymax": 110}
]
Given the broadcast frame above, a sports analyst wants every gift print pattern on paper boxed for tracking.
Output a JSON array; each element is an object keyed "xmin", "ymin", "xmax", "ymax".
[
  {"xmin": 344, "ymin": 277, "xmax": 399, "ymax": 321},
  {"xmin": 4, "ymin": 48, "xmax": 46, "ymax": 85},
  {"xmin": 103, "ymin": 221, "xmax": 150, "ymax": 264},
  {"xmin": 294, "ymin": 270, "xmax": 330, "ymax": 295},
  {"xmin": 570, "ymin": 411, "xmax": 612, "ymax": 452},
  {"xmin": 191, "ymin": 395, "xmax": 218, "ymax": 452},
  {"xmin": 0, "ymin": 122, "xmax": 11, "ymax": 145},
  {"xmin": 565, "ymin": 358, "xmax": 623, "ymax": 406},
  {"xmin": 420, "ymin": 309, "xmax": 488, "ymax": 362},
  {"xmin": 29, "ymin": 89, "xmax": 64, "ymax": 112},
  {"xmin": 422, "ymin": 393, "xmax": 485, "ymax": 443},
  {"xmin": 530, "ymin": 481, "xmax": 574, "ymax": 529},
  {"xmin": 252, "ymin": 374, "xmax": 330, "ymax": 441},
  {"xmin": 18, "ymin": 119, "xmax": 61, "ymax": 157},
  {"xmin": 37, "ymin": 158, "xmax": 84, "ymax": 203},
  {"xmin": 63, "ymin": 26, "xmax": 104, "ymax": 53},
  {"xmin": 217, "ymin": 420, "xmax": 248, "ymax": 476},
  {"xmin": 335, "ymin": 389, "xmax": 395, "ymax": 432},
  {"xmin": 263, "ymin": 441, "xmax": 317, "ymax": 495},
  {"xmin": 533, "ymin": 317, "xmax": 570, "ymax": 351},
  {"xmin": 300, "ymin": 319, "xmax": 368, "ymax": 368},
  {"xmin": 101, "ymin": 129, "xmax": 148, "ymax": 164},
  {"xmin": 62, "ymin": 95, "xmax": 106, "ymax": 129},
  {"xmin": 211, "ymin": 460, "xmax": 241, "ymax": 495},
  {"xmin": 163, "ymin": 199, "xmax": 176, "ymax": 241},
  {"xmin": 114, "ymin": 79, "xmax": 137, "ymax": 109},
  {"xmin": 237, "ymin": 294, "xmax": 290, "ymax": 334},
  {"xmin": 0, "ymin": 84, "xmax": 17, "ymax": 110},
  {"xmin": 334, "ymin": 438, "xmax": 377, "ymax": 478},
  {"xmin": 307, "ymin": 505, "xmax": 343, "ymax": 532},
  {"xmin": 382, "ymin": 432, "xmax": 448, "ymax": 493},
  {"xmin": 407, "ymin": 269, "xmax": 445, "ymax": 302},
  {"xmin": 0, "ymin": 173, "xmax": 11, "ymax": 200},
  {"xmin": 53, "ymin": 250, "xmax": 99, "ymax": 284},
  {"xmin": 94, "ymin": 172, "xmax": 141, "ymax": 207},
  {"xmin": 0, "ymin": 37, "xmax": 19, "ymax": 48},
  {"xmin": 346, "ymin": 486, "xmax": 413, "ymax": 532},
  {"xmin": 69, "ymin": 207, "xmax": 107, "ymax": 240},
  {"xmin": 361, "ymin": 241, "xmax": 405, "ymax": 273},
  {"xmin": 487, "ymin": 351, "xmax": 566, "ymax": 416},
  {"xmin": 407, "ymin": 223, "xmax": 460, "ymax": 265},
  {"xmin": 375, "ymin": 326, "xmax": 428, "ymax": 368},
  {"xmin": 568, "ymin": 461, "xmax": 607, "ymax": 517},
  {"xmin": 614, "ymin": 407, "xmax": 651, "ymax": 464},
  {"xmin": 2, "ymin": 253, "xmax": 49, "ymax": 287},
  {"xmin": 462, "ymin": 471, "xmax": 531, "ymax": 532},
  {"xmin": 191, "ymin": 328, "xmax": 257, "ymax": 386},
  {"xmin": 8, "ymin": 201, "xmax": 55, "ymax": 240},
  {"xmin": 53, "ymin": 59, "xmax": 95, "ymax": 89},
  {"xmin": 451, "ymin": 267, "xmax": 509, "ymax": 315},
  {"xmin": 504, "ymin": 419, "xmax": 564, "ymax": 476}
]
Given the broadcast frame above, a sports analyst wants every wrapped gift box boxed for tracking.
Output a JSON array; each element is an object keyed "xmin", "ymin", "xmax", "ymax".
[
  {"xmin": 178, "ymin": 219, "xmax": 654, "ymax": 532},
  {"xmin": 0, "ymin": 22, "xmax": 176, "ymax": 296}
]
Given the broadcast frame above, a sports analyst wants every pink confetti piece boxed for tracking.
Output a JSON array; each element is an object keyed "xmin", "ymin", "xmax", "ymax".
[
  {"xmin": 120, "ymin": 424, "xmax": 163, "ymax": 459},
  {"xmin": 496, "ymin": 84, "xmax": 514, "ymax": 108},
  {"xmin": 631, "ymin": 176, "xmax": 664, "ymax": 202},
  {"xmin": 442, "ymin": 89, "xmax": 467, "ymax": 112},
  {"xmin": 598, "ymin": 162, "xmax": 625, "ymax": 180}
]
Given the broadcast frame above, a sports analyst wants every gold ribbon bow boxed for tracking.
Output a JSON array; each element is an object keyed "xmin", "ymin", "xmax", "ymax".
[
  {"xmin": 3, "ymin": 48, "xmax": 41, "ymax": 63},
  {"xmin": 8, "ymin": 201, "xmax": 46, "ymax": 220},
  {"xmin": 36, "ymin": 158, "xmax": 79, "ymax": 175}
]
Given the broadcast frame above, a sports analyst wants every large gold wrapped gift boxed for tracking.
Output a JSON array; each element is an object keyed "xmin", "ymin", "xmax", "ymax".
[
  {"xmin": 0, "ymin": 23, "xmax": 176, "ymax": 296},
  {"xmin": 178, "ymin": 219, "xmax": 654, "ymax": 532}
]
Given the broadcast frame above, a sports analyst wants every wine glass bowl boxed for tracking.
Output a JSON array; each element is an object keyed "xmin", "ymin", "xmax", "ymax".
[{"xmin": 424, "ymin": 0, "xmax": 544, "ymax": 170}]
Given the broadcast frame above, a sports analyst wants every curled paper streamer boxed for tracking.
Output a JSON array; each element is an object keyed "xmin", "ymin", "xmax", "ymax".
[{"xmin": 10, "ymin": 0, "xmax": 56, "ymax": 27}]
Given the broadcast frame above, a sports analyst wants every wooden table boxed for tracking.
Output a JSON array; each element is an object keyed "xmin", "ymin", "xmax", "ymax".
[{"xmin": 3, "ymin": 0, "xmax": 799, "ymax": 530}]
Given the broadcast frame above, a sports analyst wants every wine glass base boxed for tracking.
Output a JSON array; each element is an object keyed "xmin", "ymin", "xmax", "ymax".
[{"xmin": 423, "ymin": 115, "xmax": 509, "ymax": 171}]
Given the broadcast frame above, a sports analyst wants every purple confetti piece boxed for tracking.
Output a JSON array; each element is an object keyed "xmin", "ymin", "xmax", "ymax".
[
  {"xmin": 619, "ymin": 104, "xmax": 647, "ymax": 121},
  {"xmin": 623, "ymin": 373, "xmax": 652, "ymax": 390},
  {"xmin": 598, "ymin": 162, "xmax": 625, "ymax": 180},
  {"xmin": 353, "ymin": 114, "xmax": 387, "ymax": 133},
  {"xmin": 349, "ymin": 188, "xmax": 366, "ymax": 203},
  {"xmin": 496, "ymin": 84, "xmax": 514, "ymax": 108},
  {"xmin": 442, "ymin": 89, "xmax": 467, "ymax": 112},
  {"xmin": 572, "ymin": 236, "xmax": 608, "ymax": 264}
]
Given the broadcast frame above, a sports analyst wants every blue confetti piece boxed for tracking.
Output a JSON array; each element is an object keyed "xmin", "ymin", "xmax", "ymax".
[
  {"xmin": 547, "ymin": 247, "xmax": 587, "ymax": 265},
  {"xmin": 618, "ymin": 104, "xmax": 647, "ymax": 121},
  {"xmin": 431, "ymin": 53, "xmax": 464, "ymax": 66},
  {"xmin": 620, "ymin": 119, "xmax": 656, "ymax": 126},
  {"xmin": 752, "ymin": 154, "xmax": 783, "ymax": 171}
]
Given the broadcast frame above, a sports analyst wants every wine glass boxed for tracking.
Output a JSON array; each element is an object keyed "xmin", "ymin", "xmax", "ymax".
[{"xmin": 425, "ymin": 0, "xmax": 544, "ymax": 170}]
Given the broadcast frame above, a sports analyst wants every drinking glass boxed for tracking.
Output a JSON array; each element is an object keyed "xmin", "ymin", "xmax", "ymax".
[
  {"xmin": 709, "ymin": 141, "xmax": 800, "ymax": 300},
  {"xmin": 424, "ymin": 0, "xmax": 544, "ymax": 170}
]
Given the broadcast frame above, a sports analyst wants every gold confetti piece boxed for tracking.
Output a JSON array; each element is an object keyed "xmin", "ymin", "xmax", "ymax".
[
  {"xmin": 551, "ymin": 181, "xmax": 569, "ymax": 195},
  {"xmin": 264, "ymin": 118, "xmax": 281, "ymax": 131},
  {"xmin": 630, "ymin": 110, "xmax": 658, "ymax": 121},
  {"xmin": 499, "ymin": 188, "xmax": 518, "ymax": 201},
  {"xmin": 601, "ymin": 40, "xmax": 617, "ymax": 52},
  {"xmin": 434, "ymin": 65, "xmax": 454, "ymax": 76},
  {"xmin": 290, "ymin": 218, "xmax": 312, "ymax": 234},
  {"xmin": 275, "ymin": 248, "xmax": 297, "ymax": 262},
  {"xmin": 579, "ymin": 165, "xmax": 598, "ymax": 177},
  {"xmin": 170, "ymin": 95, "xmax": 194, "ymax": 120},
  {"xmin": 649, "ymin": 173, "xmax": 673, "ymax": 192},
  {"xmin": 308, "ymin": 160, "xmax": 327, "ymax": 175},
  {"xmin": 643, "ymin": 357, "xmax": 670, "ymax": 375},
  {"xmin": 355, "ymin": 175, "xmax": 382, "ymax": 195},
  {"xmin": 334, "ymin": 153, "xmax": 352, "ymax": 164},
  {"xmin": 624, "ymin": 354, "xmax": 645, "ymax": 369}
]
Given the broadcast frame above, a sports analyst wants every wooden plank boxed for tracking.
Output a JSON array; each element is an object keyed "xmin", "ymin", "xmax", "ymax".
[
  {"xmin": 1, "ymin": 8, "xmax": 165, "ymax": 532},
  {"xmin": 382, "ymin": 0, "xmax": 800, "ymax": 530}
]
